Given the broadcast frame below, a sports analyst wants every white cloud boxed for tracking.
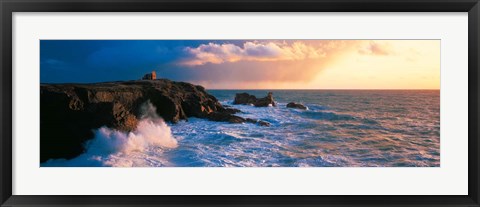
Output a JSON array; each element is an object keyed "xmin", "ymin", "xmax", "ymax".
[{"xmin": 179, "ymin": 41, "xmax": 328, "ymax": 66}]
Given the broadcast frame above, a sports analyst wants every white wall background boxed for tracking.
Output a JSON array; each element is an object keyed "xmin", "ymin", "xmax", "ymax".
[{"xmin": 12, "ymin": 12, "xmax": 468, "ymax": 195}]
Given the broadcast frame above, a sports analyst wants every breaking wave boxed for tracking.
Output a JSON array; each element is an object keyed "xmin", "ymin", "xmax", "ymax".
[
  {"xmin": 43, "ymin": 90, "xmax": 440, "ymax": 167},
  {"xmin": 41, "ymin": 101, "xmax": 178, "ymax": 167}
]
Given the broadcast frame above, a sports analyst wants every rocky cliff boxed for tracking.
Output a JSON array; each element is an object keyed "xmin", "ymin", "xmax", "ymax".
[{"xmin": 40, "ymin": 79, "xmax": 255, "ymax": 162}]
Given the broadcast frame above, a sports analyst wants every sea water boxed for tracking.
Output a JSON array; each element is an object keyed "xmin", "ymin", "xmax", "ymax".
[
  {"xmin": 165, "ymin": 90, "xmax": 439, "ymax": 167},
  {"xmin": 43, "ymin": 90, "xmax": 440, "ymax": 167}
]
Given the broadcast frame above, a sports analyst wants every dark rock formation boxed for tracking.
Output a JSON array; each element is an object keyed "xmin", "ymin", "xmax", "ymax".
[
  {"xmin": 246, "ymin": 118, "xmax": 271, "ymax": 127},
  {"xmin": 221, "ymin": 105, "xmax": 242, "ymax": 114},
  {"xmin": 40, "ymin": 79, "xmax": 265, "ymax": 162},
  {"xmin": 286, "ymin": 102, "xmax": 307, "ymax": 110},
  {"xmin": 256, "ymin": 92, "xmax": 276, "ymax": 107},
  {"xmin": 233, "ymin": 92, "xmax": 276, "ymax": 107},
  {"xmin": 233, "ymin": 93, "xmax": 257, "ymax": 105},
  {"xmin": 206, "ymin": 112, "xmax": 245, "ymax": 123}
]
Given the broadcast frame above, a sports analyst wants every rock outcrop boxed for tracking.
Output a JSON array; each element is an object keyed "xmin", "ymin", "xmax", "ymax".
[
  {"xmin": 246, "ymin": 118, "xmax": 271, "ymax": 127},
  {"xmin": 233, "ymin": 92, "xmax": 276, "ymax": 107},
  {"xmin": 286, "ymin": 102, "xmax": 307, "ymax": 110},
  {"xmin": 40, "ymin": 79, "xmax": 268, "ymax": 162}
]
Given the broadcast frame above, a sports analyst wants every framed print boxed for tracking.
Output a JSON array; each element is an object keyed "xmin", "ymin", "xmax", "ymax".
[{"xmin": 1, "ymin": 0, "xmax": 479, "ymax": 206}]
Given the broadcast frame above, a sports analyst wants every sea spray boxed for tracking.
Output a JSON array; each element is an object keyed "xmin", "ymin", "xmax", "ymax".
[
  {"xmin": 43, "ymin": 90, "xmax": 440, "ymax": 167},
  {"xmin": 162, "ymin": 90, "xmax": 440, "ymax": 167},
  {"xmin": 41, "ymin": 101, "xmax": 178, "ymax": 167}
]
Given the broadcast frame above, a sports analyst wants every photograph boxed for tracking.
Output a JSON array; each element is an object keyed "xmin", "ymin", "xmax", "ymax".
[{"xmin": 39, "ymin": 39, "xmax": 440, "ymax": 167}]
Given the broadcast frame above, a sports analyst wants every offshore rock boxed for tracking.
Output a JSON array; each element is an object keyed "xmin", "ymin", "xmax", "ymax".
[
  {"xmin": 233, "ymin": 92, "xmax": 276, "ymax": 107},
  {"xmin": 286, "ymin": 102, "xmax": 307, "ymax": 110}
]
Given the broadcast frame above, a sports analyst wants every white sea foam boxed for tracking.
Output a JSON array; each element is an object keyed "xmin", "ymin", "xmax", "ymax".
[
  {"xmin": 43, "ymin": 90, "xmax": 441, "ymax": 167},
  {"xmin": 42, "ymin": 101, "xmax": 177, "ymax": 167}
]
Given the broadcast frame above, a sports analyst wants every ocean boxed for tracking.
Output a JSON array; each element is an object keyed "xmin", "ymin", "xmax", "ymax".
[{"xmin": 42, "ymin": 90, "xmax": 440, "ymax": 167}]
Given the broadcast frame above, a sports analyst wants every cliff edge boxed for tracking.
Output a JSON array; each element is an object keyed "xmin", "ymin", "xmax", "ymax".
[{"xmin": 40, "ymin": 79, "xmax": 249, "ymax": 162}]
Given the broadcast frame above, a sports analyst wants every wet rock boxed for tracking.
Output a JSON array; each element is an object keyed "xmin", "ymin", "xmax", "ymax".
[
  {"xmin": 40, "ymin": 79, "xmax": 274, "ymax": 162},
  {"xmin": 41, "ymin": 79, "xmax": 231, "ymax": 162},
  {"xmin": 233, "ymin": 93, "xmax": 258, "ymax": 105},
  {"xmin": 287, "ymin": 102, "xmax": 307, "ymax": 110},
  {"xmin": 206, "ymin": 112, "xmax": 245, "ymax": 123},
  {"xmin": 233, "ymin": 92, "xmax": 276, "ymax": 107},
  {"xmin": 258, "ymin": 121, "xmax": 271, "ymax": 127},
  {"xmin": 220, "ymin": 106, "xmax": 242, "ymax": 114},
  {"xmin": 246, "ymin": 118, "xmax": 271, "ymax": 127}
]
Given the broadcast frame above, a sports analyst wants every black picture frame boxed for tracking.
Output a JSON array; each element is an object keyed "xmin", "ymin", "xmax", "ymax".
[{"xmin": 1, "ymin": 0, "xmax": 479, "ymax": 206}]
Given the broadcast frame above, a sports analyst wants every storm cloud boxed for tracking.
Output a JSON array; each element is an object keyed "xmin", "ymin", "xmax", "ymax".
[{"xmin": 40, "ymin": 40, "xmax": 363, "ymax": 87}]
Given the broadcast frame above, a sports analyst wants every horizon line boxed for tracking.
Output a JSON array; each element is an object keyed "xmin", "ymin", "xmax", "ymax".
[
  {"xmin": 206, "ymin": 88, "xmax": 440, "ymax": 90},
  {"xmin": 40, "ymin": 80, "xmax": 440, "ymax": 91}
]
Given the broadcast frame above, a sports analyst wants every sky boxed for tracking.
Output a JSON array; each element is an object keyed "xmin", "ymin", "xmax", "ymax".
[{"xmin": 40, "ymin": 40, "xmax": 440, "ymax": 89}]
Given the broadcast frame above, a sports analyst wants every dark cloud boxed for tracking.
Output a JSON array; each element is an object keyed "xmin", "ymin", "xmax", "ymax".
[{"xmin": 41, "ymin": 40, "xmax": 361, "ymax": 86}]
